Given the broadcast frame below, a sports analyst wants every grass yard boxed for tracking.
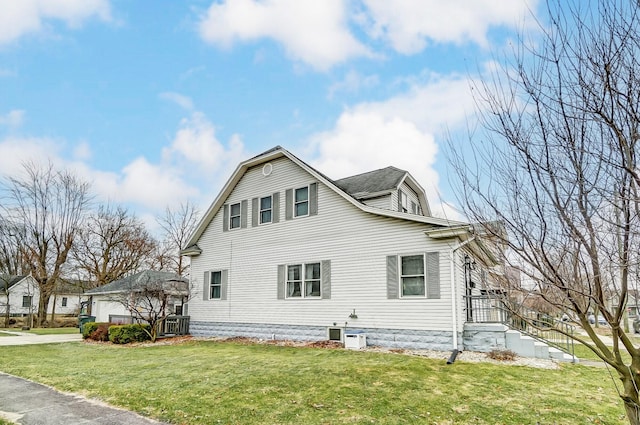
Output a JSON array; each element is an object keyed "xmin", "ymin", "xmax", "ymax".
[
  {"xmin": 0, "ymin": 340, "xmax": 627, "ymax": 425},
  {"xmin": 24, "ymin": 327, "xmax": 79, "ymax": 335}
]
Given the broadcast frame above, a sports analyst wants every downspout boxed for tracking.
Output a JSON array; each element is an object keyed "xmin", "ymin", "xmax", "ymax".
[{"xmin": 449, "ymin": 236, "xmax": 476, "ymax": 352}]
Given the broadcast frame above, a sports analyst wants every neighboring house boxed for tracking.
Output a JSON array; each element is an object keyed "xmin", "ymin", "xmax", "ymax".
[
  {"xmin": 47, "ymin": 280, "xmax": 86, "ymax": 316},
  {"xmin": 181, "ymin": 146, "xmax": 500, "ymax": 351},
  {"xmin": 84, "ymin": 270, "xmax": 189, "ymax": 323},
  {"xmin": 0, "ymin": 275, "xmax": 39, "ymax": 316}
]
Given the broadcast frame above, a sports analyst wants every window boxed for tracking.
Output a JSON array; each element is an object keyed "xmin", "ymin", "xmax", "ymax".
[
  {"xmin": 400, "ymin": 191, "xmax": 409, "ymax": 213},
  {"xmin": 22, "ymin": 295, "xmax": 32, "ymax": 308},
  {"xmin": 61, "ymin": 297, "xmax": 68, "ymax": 307},
  {"xmin": 287, "ymin": 263, "xmax": 321, "ymax": 298},
  {"xmin": 209, "ymin": 271, "xmax": 222, "ymax": 299},
  {"xmin": 400, "ymin": 254, "xmax": 425, "ymax": 296},
  {"xmin": 294, "ymin": 186, "xmax": 309, "ymax": 217},
  {"xmin": 260, "ymin": 195, "xmax": 272, "ymax": 224},
  {"xmin": 229, "ymin": 203, "xmax": 241, "ymax": 229}
]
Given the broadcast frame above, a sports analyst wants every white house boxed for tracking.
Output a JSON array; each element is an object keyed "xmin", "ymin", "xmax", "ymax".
[
  {"xmin": 182, "ymin": 146, "xmax": 500, "ymax": 352},
  {"xmin": 0, "ymin": 275, "xmax": 39, "ymax": 316},
  {"xmin": 84, "ymin": 270, "xmax": 189, "ymax": 323},
  {"xmin": 0, "ymin": 275, "xmax": 85, "ymax": 318}
]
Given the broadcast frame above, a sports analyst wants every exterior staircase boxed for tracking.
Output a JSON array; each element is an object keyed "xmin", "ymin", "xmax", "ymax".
[{"xmin": 464, "ymin": 295, "xmax": 578, "ymax": 363}]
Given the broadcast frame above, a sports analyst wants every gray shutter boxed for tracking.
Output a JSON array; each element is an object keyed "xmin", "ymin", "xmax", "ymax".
[
  {"xmin": 426, "ymin": 252, "xmax": 440, "ymax": 299},
  {"xmin": 397, "ymin": 190, "xmax": 403, "ymax": 212},
  {"xmin": 223, "ymin": 205, "xmax": 229, "ymax": 232},
  {"xmin": 220, "ymin": 269, "xmax": 229, "ymax": 300},
  {"xmin": 285, "ymin": 189, "xmax": 293, "ymax": 220},
  {"xmin": 252, "ymin": 197, "xmax": 259, "ymax": 227},
  {"xmin": 321, "ymin": 260, "xmax": 331, "ymax": 299},
  {"xmin": 182, "ymin": 303, "xmax": 188, "ymax": 316},
  {"xmin": 241, "ymin": 200, "xmax": 248, "ymax": 228},
  {"xmin": 309, "ymin": 182, "xmax": 318, "ymax": 216},
  {"xmin": 277, "ymin": 265, "xmax": 286, "ymax": 299},
  {"xmin": 272, "ymin": 192, "xmax": 280, "ymax": 223},
  {"xmin": 203, "ymin": 271, "xmax": 210, "ymax": 301},
  {"xmin": 386, "ymin": 255, "xmax": 399, "ymax": 299}
]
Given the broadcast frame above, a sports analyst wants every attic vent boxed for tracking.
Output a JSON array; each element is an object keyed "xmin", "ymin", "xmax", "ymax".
[{"xmin": 262, "ymin": 163, "xmax": 273, "ymax": 176}]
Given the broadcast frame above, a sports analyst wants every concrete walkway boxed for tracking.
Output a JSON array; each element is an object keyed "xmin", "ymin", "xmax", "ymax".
[
  {"xmin": 0, "ymin": 331, "xmax": 82, "ymax": 346},
  {"xmin": 0, "ymin": 373, "xmax": 168, "ymax": 425},
  {"xmin": 0, "ymin": 331, "xmax": 169, "ymax": 424}
]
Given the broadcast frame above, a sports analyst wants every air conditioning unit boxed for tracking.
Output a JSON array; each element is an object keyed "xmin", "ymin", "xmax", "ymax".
[{"xmin": 344, "ymin": 330, "xmax": 366, "ymax": 350}]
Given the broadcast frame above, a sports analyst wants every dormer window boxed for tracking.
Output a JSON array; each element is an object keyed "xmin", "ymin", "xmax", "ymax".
[{"xmin": 400, "ymin": 191, "xmax": 408, "ymax": 213}]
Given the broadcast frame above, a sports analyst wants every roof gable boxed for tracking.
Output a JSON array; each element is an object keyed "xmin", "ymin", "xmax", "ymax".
[{"xmin": 184, "ymin": 146, "xmax": 466, "ymax": 253}]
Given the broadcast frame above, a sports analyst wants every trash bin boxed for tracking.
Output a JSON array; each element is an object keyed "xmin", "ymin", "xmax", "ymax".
[
  {"xmin": 78, "ymin": 314, "xmax": 96, "ymax": 334},
  {"xmin": 344, "ymin": 330, "xmax": 366, "ymax": 350}
]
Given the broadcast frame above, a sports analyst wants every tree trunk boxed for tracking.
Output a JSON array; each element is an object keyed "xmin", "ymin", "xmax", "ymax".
[
  {"xmin": 37, "ymin": 292, "xmax": 51, "ymax": 327},
  {"xmin": 50, "ymin": 294, "xmax": 56, "ymax": 326}
]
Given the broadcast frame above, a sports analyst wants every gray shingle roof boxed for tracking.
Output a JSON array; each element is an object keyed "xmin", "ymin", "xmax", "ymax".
[
  {"xmin": 333, "ymin": 166, "xmax": 407, "ymax": 198},
  {"xmin": 84, "ymin": 270, "xmax": 187, "ymax": 295},
  {"xmin": 0, "ymin": 275, "xmax": 28, "ymax": 292}
]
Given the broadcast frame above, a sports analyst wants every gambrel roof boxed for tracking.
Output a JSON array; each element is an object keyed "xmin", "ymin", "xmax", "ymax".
[{"xmin": 183, "ymin": 146, "xmax": 469, "ymax": 256}]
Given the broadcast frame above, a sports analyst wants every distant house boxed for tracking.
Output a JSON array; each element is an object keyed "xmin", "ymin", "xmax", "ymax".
[
  {"xmin": 181, "ymin": 146, "xmax": 505, "ymax": 352},
  {"xmin": 48, "ymin": 280, "xmax": 86, "ymax": 316},
  {"xmin": 84, "ymin": 270, "xmax": 189, "ymax": 323},
  {"xmin": 0, "ymin": 275, "xmax": 38, "ymax": 317}
]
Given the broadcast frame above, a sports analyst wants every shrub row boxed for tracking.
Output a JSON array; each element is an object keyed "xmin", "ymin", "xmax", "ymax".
[{"xmin": 82, "ymin": 322, "xmax": 151, "ymax": 344}]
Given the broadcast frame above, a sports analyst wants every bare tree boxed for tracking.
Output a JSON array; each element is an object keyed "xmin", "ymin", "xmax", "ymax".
[
  {"xmin": 72, "ymin": 205, "xmax": 157, "ymax": 288},
  {"xmin": 111, "ymin": 272, "xmax": 190, "ymax": 342},
  {"xmin": 449, "ymin": 0, "xmax": 640, "ymax": 422},
  {"xmin": 2, "ymin": 162, "xmax": 91, "ymax": 326},
  {"xmin": 0, "ymin": 218, "xmax": 27, "ymax": 327},
  {"xmin": 156, "ymin": 202, "xmax": 199, "ymax": 277}
]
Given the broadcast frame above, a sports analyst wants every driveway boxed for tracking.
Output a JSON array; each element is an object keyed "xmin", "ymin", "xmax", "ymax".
[{"xmin": 0, "ymin": 330, "xmax": 82, "ymax": 346}]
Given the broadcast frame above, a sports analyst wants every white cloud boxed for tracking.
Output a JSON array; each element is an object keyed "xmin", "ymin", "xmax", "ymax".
[
  {"xmin": 72, "ymin": 141, "xmax": 92, "ymax": 161},
  {"xmin": 0, "ymin": 136, "xmax": 60, "ymax": 178},
  {"xmin": 307, "ymin": 73, "xmax": 482, "ymax": 220},
  {"xmin": 327, "ymin": 70, "xmax": 379, "ymax": 99},
  {"xmin": 0, "ymin": 110, "xmax": 25, "ymax": 127},
  {"xmin": 159, "ymin": 92, "xmax": 194, "ymax": 111},
  {"xmin": 198, "ymin": 0, "xmax": 371, "ymax": 71},
  {"xmin": 361, "ymin": 0, "xmax": 538, "ymax": 54},
  {"xmin": 0, "ymin": 0, "xmax": 111, "ymax": 45}
]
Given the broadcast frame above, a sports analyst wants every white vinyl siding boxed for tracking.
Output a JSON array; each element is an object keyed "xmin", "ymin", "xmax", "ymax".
[{"xmin": 189, "ymin": 156, "xmax": 457, "ymax": 332}]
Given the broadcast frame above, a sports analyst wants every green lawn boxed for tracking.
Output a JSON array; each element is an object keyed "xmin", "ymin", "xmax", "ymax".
[
  {"xmin": 0, "ymin": 340, "xmax": 627, "ymax": 424},
  {"xmin": 0, "ymin": 327, "xmax": 78, "ymax": 335},
  {"xmin": 0, "ymin": 331, "xmax": 16, "ymax": 337}
]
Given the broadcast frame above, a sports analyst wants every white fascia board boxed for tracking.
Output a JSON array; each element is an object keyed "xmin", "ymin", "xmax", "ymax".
[{"xmin": 398, "ymin": 173, "xmax": 432, "ymax": 216}]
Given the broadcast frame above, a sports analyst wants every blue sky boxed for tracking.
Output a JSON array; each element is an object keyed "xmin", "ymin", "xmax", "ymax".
[{"xmin": 0, "ymin": 0, "xmax": 540, "ymax": 228}]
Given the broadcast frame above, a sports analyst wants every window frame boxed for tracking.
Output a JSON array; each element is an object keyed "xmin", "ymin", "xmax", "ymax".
[
  {"xmin": 399, "ymin": 253, "xmax": 426, "ymax": 298},
  {"xmin": 229, "ymin": 202, "xmax": 241, "ymax": 229},
  {"xmin": 400, "ymin": 191, "xmax": 409, "ymax": 213},
  {"xmin": 22, "ymin": 295, "xmax": 32, "ymax": 308},
  {"xmin": 294, "ymin": 186, "xmax": 309, "ymax": 217},
  {"xmin": 259, "ymin": 195, "xmax": 273, "ymax": 225},
  {"xmin": 286, "ymin": 262, "xmax": 322, "ymax": 299},
  {"xmin": 209, "ymin": 270, "xmax": 222, "ymax": 300}
]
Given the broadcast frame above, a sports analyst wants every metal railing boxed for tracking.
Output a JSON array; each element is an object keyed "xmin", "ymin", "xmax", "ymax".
[{"xmin": 466, "ymin": 295, "xmax": 575, "ymax": 357}]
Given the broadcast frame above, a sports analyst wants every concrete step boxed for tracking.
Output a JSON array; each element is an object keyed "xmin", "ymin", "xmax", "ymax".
[{"xmin": 549, "ymin": 347, "xmax": 578, "ymax": 363}]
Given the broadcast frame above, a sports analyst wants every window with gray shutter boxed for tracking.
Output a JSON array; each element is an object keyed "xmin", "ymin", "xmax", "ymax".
[
  {"xmin": 220, "ymin": 269, "xmax": 229, "ymax": 300},
  {"xmin": 309, "ymin": 182, "xmax": 318, "ymax": 216},
  {"xmin": 386, "ymin": 255, "xmax": 399, "ymax": 299},
  {"xmin": 321, "ymin": 260, "xmax": 331, "ymax": 299},
  {"xmin": 251, "ymin": 197, "xmax": 259, "ymax": 227},
  {"xmin": 426, "ymin": 252, "xmax": 440, "ymax": 299},
  {"xmin": 240, "ymin": 200, "xmax": 248, "ymax": 228},
  {"xmin": 272, "ymin": 192, "xmax": 280, "ymax": 223},
  {"xmin": 203, "ymin": 271, "xmax": 210, "ymax": 300},
  {"xmin": 277, "ymin": 265, "xmax": 286, "ymax": 299},
  {"xmin": 285, "ymin": 189, "xmax": 293, "ymax": 220},
  {"xmin": 223, "ymin": 205, "xmax": 229, "ymax": 232}
]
